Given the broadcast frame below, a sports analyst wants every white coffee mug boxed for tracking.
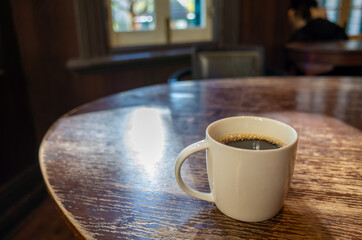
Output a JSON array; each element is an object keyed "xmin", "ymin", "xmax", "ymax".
[{"xmin": 175, "ymin": 116, "xmax": 298, "ymax": 222}]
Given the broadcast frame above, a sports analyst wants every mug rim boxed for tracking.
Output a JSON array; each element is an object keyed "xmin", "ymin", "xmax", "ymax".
[{"xmin": 206, "ymin": 116, "xmax": 298, "ymax": 152}]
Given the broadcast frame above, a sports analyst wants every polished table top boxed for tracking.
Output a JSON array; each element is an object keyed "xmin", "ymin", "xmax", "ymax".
[
  {"xmin": 286, "ymin": 40, "xmax": 362, "ymax": 75},
  {"xmin": 40, "ymin": 77, "xmax": 362, "ymax": 239},
  {"xmin": 286, "ymin": 40, "xmax": 362, "ymax": 54}
]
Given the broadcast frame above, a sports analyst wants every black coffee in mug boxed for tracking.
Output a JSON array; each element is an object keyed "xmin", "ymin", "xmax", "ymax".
[{"xmin": 218, "ymin": 133, "xmax": 285, "ymax": 150}]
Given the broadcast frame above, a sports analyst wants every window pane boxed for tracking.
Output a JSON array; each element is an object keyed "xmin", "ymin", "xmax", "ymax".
[
  {"xmin": 326, "ymin": 10, "xmax": 339, "ymax": 23},
  {"xmin": 111, "ymin": 0, "xmax": 155, "ymax": 32},
  {"xmin": 351, "ymin": 0, "xmax": 362, "ymax": 7},
  {"xmin": 322, "ymin": 0, "xmax": 340, "ymax": 8},
  {"xmin": 170, "ymin": 0, "xmax": 203, "ymax": 30},
  {"xmin": 347, "ymin": 9, "xmax": 362, "ymax": 35},
  {"xmin": 319, "ymin": 0, "xmax": 340, "ymax": 23}
]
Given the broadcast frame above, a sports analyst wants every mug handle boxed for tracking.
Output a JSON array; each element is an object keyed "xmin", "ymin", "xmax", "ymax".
[{"xmin": 175, "ymin": 140, "xmax": 214, "ymax": 202}]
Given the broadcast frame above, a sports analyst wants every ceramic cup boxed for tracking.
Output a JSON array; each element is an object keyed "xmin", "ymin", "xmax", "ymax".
[{"xmin": 175, "ymin": 116, "xmax": 298, "ymax": 222}]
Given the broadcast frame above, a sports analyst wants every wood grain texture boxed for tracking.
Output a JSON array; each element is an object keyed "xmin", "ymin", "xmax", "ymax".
[
  {"xmin": 40, "ymin": 77, "xmax": 362, "ymax": 239},
  {"xmin": 286, "ymin": 40, "xmax": 362, "ymax": 75},
  {"xmin": 237, "ymin": 0, "xmax": 290, "ymax": 70}
]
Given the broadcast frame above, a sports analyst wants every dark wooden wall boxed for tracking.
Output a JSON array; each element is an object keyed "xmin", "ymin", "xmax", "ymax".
[
  {"xmin": 1, "ymin": 0, "xmax": 290, "ymax": 235},
  {"xmin": 10, "ymin": 0, "xmax": 80, "ymax": 145},
  {"xmin": 219, "ymin": 0, "xmax": 291, "ymax": 71},
  {"xmin": 238, "ymin": 0, "xmax": 291, "ymax": 70},
  {"xmin": 1, "ymin": 0, "xmax": 43, "ymax": 235},
  {"xmin": 0, "ymin": 0, "xmax": 37, "ymax": 184}
]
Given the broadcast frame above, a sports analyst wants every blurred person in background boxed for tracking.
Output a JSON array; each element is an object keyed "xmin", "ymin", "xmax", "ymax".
[{"xmin": 288, "ymin": 0, "xmax": 348, "ymax": 42}]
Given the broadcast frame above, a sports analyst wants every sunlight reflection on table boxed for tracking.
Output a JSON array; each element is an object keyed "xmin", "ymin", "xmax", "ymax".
[{"xmin": 125, "ymin": 107, "xmax": 168, "ymax": 178}]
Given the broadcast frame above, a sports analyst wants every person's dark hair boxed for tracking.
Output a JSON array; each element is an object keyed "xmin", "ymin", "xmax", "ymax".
[{"xmin": 290, "ymin": 0, "xmax": 318, "ymax": 20}]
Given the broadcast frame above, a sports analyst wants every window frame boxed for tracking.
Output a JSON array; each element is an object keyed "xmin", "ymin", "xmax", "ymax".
[
  {"xmin": 73, "ymin": 0, "xmax": 218, "ymax": 59},
  {"xmin": 106, "ymin": 0, "xmax": 168, "ymax": 47},
  {"xmin": 106, "ymin": 0, "xmax": 214, "ymax": 47},
  {"xmin": 170, "ymin": 0, "xmax": 214, "ymax": 44}
]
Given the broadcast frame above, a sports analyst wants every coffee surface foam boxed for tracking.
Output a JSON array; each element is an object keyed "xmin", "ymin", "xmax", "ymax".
[{"xmin": 217, "ymin": 133, "xmax": 286, "ymax": 147}]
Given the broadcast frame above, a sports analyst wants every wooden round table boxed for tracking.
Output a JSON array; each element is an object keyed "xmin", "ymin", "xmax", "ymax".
[
  {"xmin": 286, "ymin": 40, "xmax": 362, "ymax": 75},
  {"xmin": 40, "ymin": 77, "xmax": 362, "ymax": 239}
]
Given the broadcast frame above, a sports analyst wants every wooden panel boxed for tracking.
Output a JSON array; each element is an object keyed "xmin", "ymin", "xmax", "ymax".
[
  {"xmin": 238, "ymin": 0, "xmax": 291, "ymax": 70},
  {"xmin": 73, "ymin": 0, "xmax": 108, "ymax": 58},
  {"xmin": 0, "ymin": 1, "xmax": 45, "ymax": 236},
  {"xmin": 71, "ymin": 59, "xmax": 191, "ymax": 104},
  {"xmin": 0, "ymin": 0, "xmax": 37, "ymax": 185},
  {"xmin": 11, "ymin": 0, "xmax": 80, "ymax": 144},
  {"xmin": 218, "ymin": 0, "xmax": 240, "ymax": 45}
]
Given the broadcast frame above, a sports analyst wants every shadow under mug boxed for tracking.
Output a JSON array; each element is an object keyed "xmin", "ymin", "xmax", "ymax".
[{"xmin": 175, "ymin": 116, "xmax": 298, "ymax": 222}]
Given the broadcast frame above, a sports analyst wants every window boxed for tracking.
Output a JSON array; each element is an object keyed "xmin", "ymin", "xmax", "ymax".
[
  {"xmin": 106, "ymin": 0, "xmax": 214, "ymax": 47},
  {"xmin": 348, "ymin": 0, "xmax": 362, "ymax": 35},
  {"xmin": 320, "ymin": 0, "xmax": 340, "ymax": 23},
  {"xmin": 318, "ymin": 0, "xmax": 362, "ymax": 36}
]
